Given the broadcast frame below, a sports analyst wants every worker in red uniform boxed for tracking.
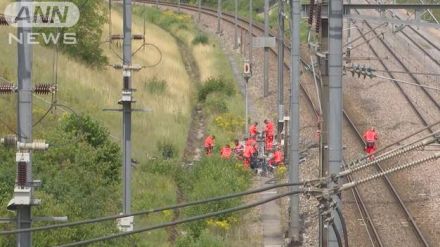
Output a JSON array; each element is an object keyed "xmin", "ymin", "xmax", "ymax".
[
  {"xmin": 233, "ymin": 139, "xmax": 244, "ymax": 159},
  {"xmin": 220, "ymin": 144, "xmax": 232, "ymax": 159},
  {"xmin": 264, "ymin": 119, "xmax": 274, "ymax": 151},
  {"xmin": 269, "ymin": 147, "xmax": 284, "ymax": 166},
  {"xmin": 363, "ymin": 127, "xmax": 378, "ymax": 158},
  {"xmin": 249, "ymin": 122, "xmax": 259, "ymax": 139},
  {"xmin": 204, "ymin": 135, "xmax": 215, "ymax": 156}
]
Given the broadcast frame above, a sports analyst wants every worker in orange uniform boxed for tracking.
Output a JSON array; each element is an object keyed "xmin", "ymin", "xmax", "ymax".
[
  {"xmin": 264, "ymin": 119, "xmax": 274, "ymax": 151},
  {"xmin": 233, "ymin": 139, "xmax": 244, "ymax": 159},
  {"xmin": 204, "ymin": 135, "xmax": 215, "ymax": 156},
  {"xmin": 249, "ymin": 122, "xmax": 259, "ymax": 139},
  {"xmin": 220, "ymin": 144, "xmax": 232, "ymax": 159},
  {"xmin": 269, "ymin": 147, "xmax": 284, "ymax": 166},
  {"xmin": 243, "ymin": 142, "xmax": 253, "ymax": 169},
  {"xmin": 363, "ymin": 127, "xmax": 378, "ymax": 158}
]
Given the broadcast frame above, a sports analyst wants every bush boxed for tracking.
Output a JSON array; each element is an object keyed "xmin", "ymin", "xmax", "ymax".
[
  {"xmin": 157, "ymin": 140, "xmax": 178, "ymax": 159},
  {"xmin": 192, "ymin": 33, "xmax": 209, "ymax": 45},
  {"xmin": 182, "ymin": 157, "xmax": 251, "ymax": 238},
  {"xmin": 145, "ymin": 77, "xmax": 167, "ymax": 95},
  {"xmin": 205, "ymin": 94, "xmax": 228, "ymax": 114},
  {"xmin": 214, "ymin": 113, "xmax": 245, "ymax": 133},
  {"xmin": 198, "ymin": 77, "xmax": 235, "ymax": 102}
]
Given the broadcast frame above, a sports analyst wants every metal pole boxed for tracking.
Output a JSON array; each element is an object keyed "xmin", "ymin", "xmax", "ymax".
[
  {"xmin": 346, "ymin": 0, "xmax": 352, "ymax": 63},
  {"xmin": 122, "ymin": 0, "xmax": 133, "ymax": 218},
  {"xmin": 249, "ymin": 0, "xmax": 253, "ymax": 64},
  {"xmin": 288, "ymin": 0, "xmax": 300, "ymax": 242},
  {"xmin": 263, "ymin": 0, "xmax": 269, "ymax": 97},
  {"xmin": 109, "ymin": 0, "xmax": 112, "ymax": 48},
  {"xmin": 317, "ymin": 15, "xmax": 330, "ymax": 247},
  {"xmin": 328, "ymin": 0, "xmax": 343, "ymax": 245},
  {"xmin": 277, "ymin": 0, "xmax": 285, "ymax": 138},
  {"xmin": 234, "ymin": 0, "xmax": 239, "ymax": 49},
  {"xmin": 198, "ymin": 0, "xmax": 201, "ymax": 21},
  {"xmin": 217, "ymin": 0, "xmax": 222, "ymax": 33},
  {"xmin": 245, "ymin": 79, "xmax": 249, "ymax": 135},
  {"xmin": 178, "ymin": 0, "xmax": 181, "ymax": 13},
  {"xmin": 156, "ymin": 0, "xmax": 159, "ymax": 8},
  {"xmin": 16, "ymin": 0, "xmax": 33, "ymax": 245}
]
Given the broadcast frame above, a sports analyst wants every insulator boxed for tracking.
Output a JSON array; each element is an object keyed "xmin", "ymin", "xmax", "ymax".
[
  {"xmin": 18, "ymin": 140, "xmax": 49, "ymax": 151},
  {"xmin": 0, "ymin": 15, "xmax": 8, "ymax": 26},
  {"xmin": 1, "ymin": 135, "xmax": 17, "ymax": 147},
  {"xmin": 111, "ymin": 34, "xmax": 124, "ymax": 40},
  {"xmin": 308, "ymin": 0, "xmax": 315, "ymax": 26},
  {"xmin": 17, "ymin": 162, "xmax": 27, "ymax": 187},
  {"xmin": 33, "ymin": 84, "xmax": 56, "ymax": 95},
  {"xmin": 0, "ymin": 84, "xmax": 16, "ymax": 94},
  {"xmin": 315, "ymin": 4, "xmax": 322, "ymax": 33},
  {"xmin": 132, "ymin": 34, "xmax": 144, "ymax": 40}
]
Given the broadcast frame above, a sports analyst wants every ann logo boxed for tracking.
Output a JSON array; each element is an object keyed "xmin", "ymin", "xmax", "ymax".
[{"xmin": 5, "ymin": 2, "xmax": 80, "ymax": 28}]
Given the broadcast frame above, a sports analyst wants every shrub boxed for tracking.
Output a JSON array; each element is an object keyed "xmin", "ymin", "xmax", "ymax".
[
  {"xmin": 198, "ymin": 77, "xmax": 235, "ymax": 102},
  {"xmin": 192, "ymin": 33, "xmax": 209, "ymax": 45},
  {"xmin": 145, "ymin": 77, "xmax": 167, "ymax": 95},
  {"xmin": 157, "ymin": 140, "xmax": 178, "ymax": 159}
]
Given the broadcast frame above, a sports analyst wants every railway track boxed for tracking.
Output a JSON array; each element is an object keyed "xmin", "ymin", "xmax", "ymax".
[
  {"xmin": 369, "ymin": 0, "xmax": 440, "ymax": 68},
  {"xmin": 136, "ymin": 1, "xmax": 432, "ymax": 245},
  {"xmin": 352, "ymin": 5, "xmax": 440, "ymax": 120}
]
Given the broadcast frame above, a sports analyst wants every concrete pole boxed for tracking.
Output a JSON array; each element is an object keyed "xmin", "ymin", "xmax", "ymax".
[
  {"xmin": 234, "ymin": 0, "xmax": 239, "ymax": 49},
  {"xmin": 328, "ymin": 0, "xmax": 343, "ymax": 245},
  {"xmin": 156, "ymin": 0, "xmax": 159, "ymax": 8},
  {"xmin": 289, "ymin": 0, "xmax": 300, "ymax": 242},
  {"xmin": 277, "ymin": 0, "xmax": 285, "ymax": 138},
  {"xmin": 16, "ymin": 0, "xmax": 33, "ymax": 245},
  {"xmin": 263, "ymin": 0, "xmax": 269, "ymax": 97},
  {"xmin": 217, "ymin": 0, "xmax": 222, "ymax": 34},
  {"xmin": 178, "ymin": 0, "xmax": 181, "ymax": 13},
  {"xmin": 198, "ymin": 0, "xmax": 201, "ymax": 22},
  {"xmin": 249, "ymin": 0, "xmax": 253, "ymax": 64},
  {"xmin": 122, "ymin": 0, "xmax": 133, "ymax": 217}
]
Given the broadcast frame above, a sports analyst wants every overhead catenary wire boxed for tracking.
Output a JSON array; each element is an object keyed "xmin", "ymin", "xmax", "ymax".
[
  {"xmin": 374, "ymin": 74, "xmax": 440, "ymax": 92},
  {"xmin": 0, "ymin": 182, "xmax": 310, "ymax": 236},
  {"xmin": 56, "ymin": 190, "xmax": 312, "ymax": 247}
]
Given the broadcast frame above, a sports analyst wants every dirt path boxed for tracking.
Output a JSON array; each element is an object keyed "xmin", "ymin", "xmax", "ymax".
[{"xmin": 168, "ymin": 35, "xmax": 204, "ymax": 243}]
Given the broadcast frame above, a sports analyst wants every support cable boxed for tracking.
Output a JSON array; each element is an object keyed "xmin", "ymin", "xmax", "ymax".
[
  {"xmin": 340, "ymin": 134, "xmax": 439, "ymax": 177},
  {"xmin": 0, "ymin": 182, "xmax": 308, "ymax": 235},
  {"xmin": 340, "ymin": 152, "xmax": 440, "ymax": 191},
  {"xmin": 335, "ymin": 206, "xmax": 349, "ymax": 247},
  {"xmin": 331, "ymin": 221, "xmax": 343, "ymax": 247}
]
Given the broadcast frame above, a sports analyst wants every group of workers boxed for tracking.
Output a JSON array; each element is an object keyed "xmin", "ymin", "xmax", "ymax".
[
  {"xmin": 205, "ymin": 119, "xmax": 379, "ymax": 168},
  {"xmin": 204, "ymin": 119, "xmax": 284, "ymax": 171}
]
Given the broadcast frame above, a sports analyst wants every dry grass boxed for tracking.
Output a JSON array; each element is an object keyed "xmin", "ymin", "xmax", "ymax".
[{"xmin": 0, "ymin": 9, "xmax": 193, "ymax": 161}]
